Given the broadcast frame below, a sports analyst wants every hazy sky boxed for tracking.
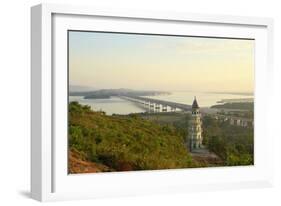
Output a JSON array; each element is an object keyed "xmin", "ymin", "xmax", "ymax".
[{"xmin": 69, "ymin": 31, "xmax": 254, "ymax": 93}]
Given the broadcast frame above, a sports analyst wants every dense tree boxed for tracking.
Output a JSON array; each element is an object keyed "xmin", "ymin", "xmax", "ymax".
[
  {"xmin": 202, "ymin": 115, "xmax": 254, "ymax": 166},
  {"xmin": 68, "ymin": 102, "xmax": 195, "ymax": 172},
  {"xmin": 68, "ymin": 102, "xmax": 254, "ymax": 173}
]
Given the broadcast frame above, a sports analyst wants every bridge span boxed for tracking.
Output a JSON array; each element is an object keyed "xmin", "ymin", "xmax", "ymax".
[
  {"xmin": 119, "ymin": 95, "xmax": 253, "ymax": 127},
  {"xmin": 120, "ymin": 95, "xmax": 192, "ymax": 113}
]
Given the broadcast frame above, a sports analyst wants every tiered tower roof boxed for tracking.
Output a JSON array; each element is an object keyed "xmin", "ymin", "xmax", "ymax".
[{"xmin": 192, "ymin": 96, "xmax": 199, "ymax": 109}]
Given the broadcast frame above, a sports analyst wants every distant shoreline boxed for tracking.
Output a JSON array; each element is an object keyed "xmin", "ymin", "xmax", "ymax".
[
  {"xmin": 70, "ymin": 88, "xmax": 171, "ymax": 99},
  {"xmin": 216, "ymin": 98, "xmax": 254, "ymax": 104},
  {"xmin": 206, "ymin": 91, "xmax": 253, "ymax": 96}
]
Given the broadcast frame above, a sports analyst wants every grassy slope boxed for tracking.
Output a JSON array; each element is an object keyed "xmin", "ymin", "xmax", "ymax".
[
  {"xmin": 69, "ymin": 148, "xmax": 113, "ymax": 174},
  {"xmin": 68, "ymin": 102, "xmax": 196, "ymax": 173}
]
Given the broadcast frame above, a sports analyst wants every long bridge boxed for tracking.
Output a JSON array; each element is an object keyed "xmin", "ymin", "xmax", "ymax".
[
  {"xmin": 119, "ymin": 95, "xmax": 253, "ymax": 127},
  {"xmin": 120, "ymin": 95, "xmax": 192, "ymax": 113}
]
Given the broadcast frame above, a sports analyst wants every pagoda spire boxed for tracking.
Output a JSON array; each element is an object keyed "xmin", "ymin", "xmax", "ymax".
[{"xmin": 192, "ymin": 96, "xmax": 199, "ymax": 109}]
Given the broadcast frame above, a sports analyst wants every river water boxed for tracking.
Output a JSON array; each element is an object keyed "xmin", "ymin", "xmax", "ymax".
[{"xmin": 69, "ymin": 91, "xmax": 253, "ymax": 115}]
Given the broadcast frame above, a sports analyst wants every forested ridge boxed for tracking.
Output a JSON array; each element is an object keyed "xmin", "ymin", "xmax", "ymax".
[
  {"xmin": 68, "ymin": 102, "xmax": 254, "ymax": 173},
  {"xmin": 211, "ymin": 102, "xmax": 254, "ymax": 111},
  {"xmin": 68, "ymin": 102, "xmax": 195, "ymax": 173}
]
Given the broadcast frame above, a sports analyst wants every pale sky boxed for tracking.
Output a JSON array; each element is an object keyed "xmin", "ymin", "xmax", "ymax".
[{"xmin": 69, "ymin": 31, "xmax": 254, "ymax": 93}]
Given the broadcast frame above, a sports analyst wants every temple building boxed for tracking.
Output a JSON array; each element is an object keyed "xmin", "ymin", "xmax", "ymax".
[{"xmin": 188, "ymin": 97, "xmax": 203, "ymax": 151}]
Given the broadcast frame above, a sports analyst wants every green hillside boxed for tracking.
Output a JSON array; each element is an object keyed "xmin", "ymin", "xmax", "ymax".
[{"xmin": 68, "ymin": 102, "xmax": 195, "ymax": 173}]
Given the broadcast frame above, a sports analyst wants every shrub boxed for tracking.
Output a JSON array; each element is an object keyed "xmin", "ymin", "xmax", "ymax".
[{"xmin": 68, "ymin": 102, "xmax": 195, "ymax": 171}]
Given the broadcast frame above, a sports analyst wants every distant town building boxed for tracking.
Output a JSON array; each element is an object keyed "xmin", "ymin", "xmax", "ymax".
[
  {"xmin": 229, "ymin": 117, "xmax": 254, "ymax": 127},
  {"xmin": 188, "ymin": 97, "xmax": 203, "ymax": 151},
  {"xmin": 214, "ymin": 114, "xmax": 254, "ymax": 128}
]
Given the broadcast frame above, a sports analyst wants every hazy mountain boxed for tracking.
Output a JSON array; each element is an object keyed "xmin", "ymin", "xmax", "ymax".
[
  {"xmin": 69, "ymin": 85, "xmax": 96, "ymax": 93},
  {"xmin": 69, "ymin": 88, "xmax": 171, "ymax": 99}
]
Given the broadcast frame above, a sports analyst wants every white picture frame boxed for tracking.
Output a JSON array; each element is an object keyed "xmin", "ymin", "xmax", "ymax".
[{"xmin": 31, "ymin": 3, "xmax": 274, "ymax": 202}]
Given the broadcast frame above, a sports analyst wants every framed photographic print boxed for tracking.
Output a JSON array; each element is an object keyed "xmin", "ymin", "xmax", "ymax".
[{"xmin": 31, "ymin": 3, "xmax": 274, "ymax": 201}]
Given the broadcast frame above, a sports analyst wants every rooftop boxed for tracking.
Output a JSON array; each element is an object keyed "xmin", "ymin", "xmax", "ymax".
[{"xmin": 192, "ymin": 96, "xmax": 199, "ymax": 109}]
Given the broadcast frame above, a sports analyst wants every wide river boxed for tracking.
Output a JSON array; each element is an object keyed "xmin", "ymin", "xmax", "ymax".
[{"xmin": 69, "ymin": 91, "xmax": 253, "ymax": 115}]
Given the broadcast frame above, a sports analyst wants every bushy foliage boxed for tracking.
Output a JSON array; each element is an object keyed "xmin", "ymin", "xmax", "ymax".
[
  {"xmin": 68, "ymin": 102, "xmax": 194, "ymax": 172},
  {"xmin": 211, "ymin": 102, "xmax": 254, "ymax": 111},
  {"xmin": 202, "ymin": 115, "xmax": 254, "ymax": 166}
]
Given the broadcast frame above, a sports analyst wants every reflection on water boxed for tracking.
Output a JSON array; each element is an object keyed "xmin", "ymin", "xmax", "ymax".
[
  {"xmin": 69, "ymin": 91, "xmax": 253, "ymax": 115},
  {"xmin": 69, "ymin": 96, "xmax": 146, "ymax": 115},
  {"xmin": 145, "ymin": 91, "xmax": 253, "ymax": 107}
]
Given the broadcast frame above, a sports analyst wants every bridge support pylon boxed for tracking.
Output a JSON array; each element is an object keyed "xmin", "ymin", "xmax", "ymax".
[
  {"xmin": 149, "ymin": 102, "xmax": 155, "ymax": 113},
  {"xmin": 155, "ymin": 104, "xmax": 160, "ymax": 113},
  {"xmin": 171, "ymin": 107, "xmax": 176, "ymax": 112}
]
